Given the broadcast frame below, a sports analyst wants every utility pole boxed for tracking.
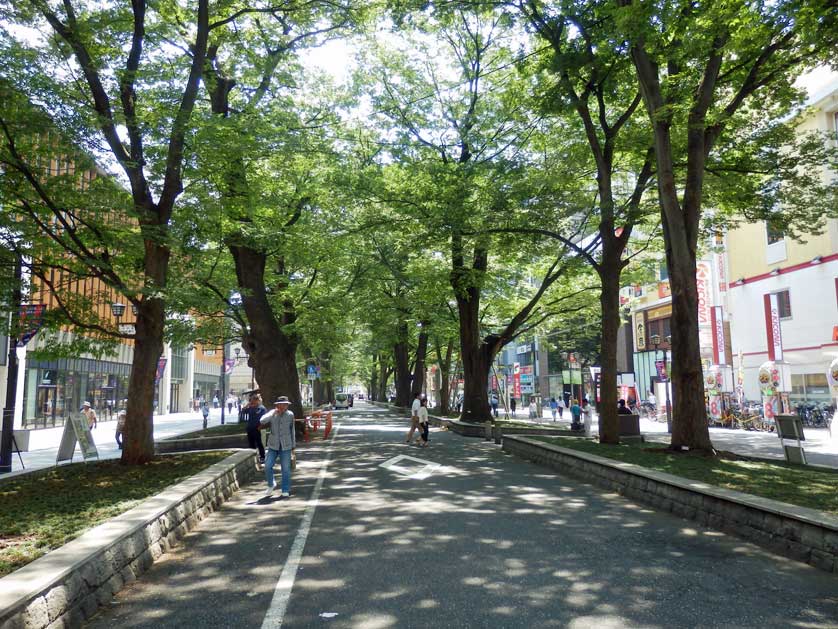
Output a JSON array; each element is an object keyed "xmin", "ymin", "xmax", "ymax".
[
  {"xmin": 220, "ymin": 341, "xmax": 226, "ymax": 425},
  {"xmin": 0, "ymin": 255, "xmax": 22, "ymax": 473}
]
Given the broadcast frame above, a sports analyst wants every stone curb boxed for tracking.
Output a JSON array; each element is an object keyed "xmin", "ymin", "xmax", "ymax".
[
  {"xmin": 0, "ymin": 449, "xmax": 258, "ymax": 629},
  {"xmin": 503, "ymin": 435, "xmax": 838, "ymax": 574}
]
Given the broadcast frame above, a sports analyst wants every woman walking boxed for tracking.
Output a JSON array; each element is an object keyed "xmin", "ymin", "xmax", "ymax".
[{"xmin": 418, "ymin": 397, "xmax": 430, "ymax": 447}]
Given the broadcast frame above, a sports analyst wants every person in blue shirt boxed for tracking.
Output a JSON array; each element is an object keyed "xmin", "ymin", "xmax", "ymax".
[
  {"xmin": 570, "ymin": 399, "xmax": 582, "ymax": 430},
  {"xmin": 549, "ymin": 397, "xmax": 558, "ymax": 421},
  {"xmin": 243, "ymin": 394, "xmax": 267, "ymax": 463}
]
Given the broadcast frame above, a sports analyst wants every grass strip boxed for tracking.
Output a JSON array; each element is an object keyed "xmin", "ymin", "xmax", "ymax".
[
  {"xmin": 0, "ymin": 451, "xmax": 232, "ymax": 578},
  {"xmin": 529, "ymin": 436, "xmax": 838, "ymax": 516}
]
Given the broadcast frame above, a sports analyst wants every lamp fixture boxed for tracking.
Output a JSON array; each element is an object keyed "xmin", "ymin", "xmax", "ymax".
[
  {"xmin": 665, "ymin": 335, "xmax": 672, "ymax": 344},
  {"xmin": 131, "ymin": 304, "xmax": 139, "ymax": 316},
  {"xmin": 811, "ymin": 255, "xmax": 823, "ymax": 265},
  {"xmin": 770, "ymin": 268, "xmax": 780, "ymax": 276},
  {"xmin": 234, "ymin": 347, "xmax": 241, "ymax": 358},
  {"xmin": 650, "ymin": 334, "xmax": 661, "ymax": 346},
  {"xmin": 110, "ymin": 302, "xmax": 126, "ymax": 318},
  {"xmin": 734, "ymin": 278, "xmax": 745, "ymax": 286}
]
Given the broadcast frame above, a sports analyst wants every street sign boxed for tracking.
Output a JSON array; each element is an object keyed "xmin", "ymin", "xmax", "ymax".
[
  {"xmin": 118, "ymin": 323, "xmax": 136, "ymax": 335},
  {"xmin": 56, "ymin": 414, "xmax": 99, "ymax": 464}
]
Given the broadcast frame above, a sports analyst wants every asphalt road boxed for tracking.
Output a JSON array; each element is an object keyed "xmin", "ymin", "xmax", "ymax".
[{"xmin": 85, "ymin": 403, "xmax": 838, "ymax": 628}]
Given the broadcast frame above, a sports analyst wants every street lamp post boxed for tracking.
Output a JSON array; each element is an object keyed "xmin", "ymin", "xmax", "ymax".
[{"xmin": 650, "ymin": 334, "xmax": 673, "ymax": 434}]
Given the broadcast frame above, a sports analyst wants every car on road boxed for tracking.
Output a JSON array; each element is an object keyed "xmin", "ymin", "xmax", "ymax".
[{"xmin": 334, "ymin": 393, "xmax": 350, "ymax": 409}]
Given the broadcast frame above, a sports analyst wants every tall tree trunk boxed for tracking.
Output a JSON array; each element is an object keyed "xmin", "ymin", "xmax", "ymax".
[
  {"xmin": 597, "ymin": 255, "xmax": 622, "ymax": 444},
  {"xmin": 410, "ymin": 325, "xmax": 429, "ymax": 398},
  {"xmin": 434, "ymin": 338, "xmax": 454, "ymax": 416},
  {"xmin": 393, "ymin": 321, "xmax": 412, "ymax": 406},
  {"xmin": 456, "ymin": 294, "xmax": 492, "ymax": 422},
  {"xmin": 377, "ymin": 358, "xmax": 391, "ymax": 402},
  {"xmin": 368, "ymin": 353, "xmax": 378, "ymax": 401},
  {"xmin": 231, "ymin": 246, "xmax": 303, "ymax": 418},
  {"xmin": 122, "ymin": 294, "xmax": 166, "ymax": 464}
]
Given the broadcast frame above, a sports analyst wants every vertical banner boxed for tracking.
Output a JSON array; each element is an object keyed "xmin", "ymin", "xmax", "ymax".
[
  {"xmin": 762, "ymin": 395, "xmax": 778, "ymax": 422},
  {"xmin": 710, "ymin": 306, "xmax": 726, "ymax": 365},
  {"xmin": 513, "ymin": 362, "xmax": 521, "ymax": 399},
  {"xmin": 763, "ymin": 293, "xmax": 783, "ymax": 361},
  {"xmin": 655, "ymin": 360, "xmax": 668, "ymax": 381},
  {"xmin": 17, "ymin": 303, "xmax": 46, "ymax": 346},
  {"xmin": 695, "ymin": 262, "xmax": 712, "ymax": 326},
  {"xmin": 634, "ymin": 312, "xmax": 646, "ymax": 350},
  {"xmin": 223, "ymin": 358, "xmax": 236, "ymax": 374},
  {"xmin": 708, "ymin": 395, "xmax": 722, "ymax": 421},
  {"xmin": 155, "ymin": 357, "xmax": 168, "ymax": 384}
]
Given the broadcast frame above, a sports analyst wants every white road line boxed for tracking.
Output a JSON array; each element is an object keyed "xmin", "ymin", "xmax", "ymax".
[{"xmin": 261, "ymin": 423, "xmax": 341, "ymax": 629}]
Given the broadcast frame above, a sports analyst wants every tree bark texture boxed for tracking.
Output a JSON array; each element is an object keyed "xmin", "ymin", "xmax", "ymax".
[
  {"xmin": 121, "ymin": 295, "xmax": 165, "ymax": 464},
  {"xmin": 231, "ymin": 245, "xmax": 304, "ymax": 418},
  {"xmin": 393, "ymin": 321, "xmax": 412, "ymax": 407},
  {"xmin": 597, "ymin": 257, "xmax": 621, "ymax": 445},
  {"xmin": 410, "ymin": 327, "xmax": 429, "ymax": 399}
]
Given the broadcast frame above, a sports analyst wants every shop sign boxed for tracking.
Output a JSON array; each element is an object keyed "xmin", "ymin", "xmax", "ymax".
[
  {"xmin": 520, "ymin": 365, "xmax": 533, "ymax": 375},
  {"xmin": 711, "ymin": 306, "xmax": 726, "ymax": 365},
  {"xmin": 763, "ymin": 293, "xmax": 783, "ymax": 361},
  {"xmin": 516, "ymin": 344, "xmax": 532, "ymax": 355},
  {"xmin": 696, "ymin": 262, "xmax": 712, "ymax": 325},
  {"xmin": 708, "ymin": 395, "xmax": 722, "ymax": 421},
  {"xmin": 635, "ymin": 312, "xmax": 646, "ymax": 351},
  {"xmin": 658, "ymin": 281, "xmax": 671, "ymax": 298}
]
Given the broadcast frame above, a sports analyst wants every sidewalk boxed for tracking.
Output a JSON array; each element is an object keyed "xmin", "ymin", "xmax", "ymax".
[
  {"xmin": 5, "ymin": 408, "xmax": 237, "ymax": 477},
  {"xmin": 500, "ymin": 407, "xmax": 838, "ymax": 468}
]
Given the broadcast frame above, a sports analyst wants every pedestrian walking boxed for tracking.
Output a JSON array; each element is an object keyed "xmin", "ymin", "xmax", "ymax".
[
  {"xmin": 81, "ymin": 401, "xmax": 97, "ymax": 430},
  {"xmin": 582, "ymin": 399, "xmax": 593, "ymax": 437},
  {"xmin": 490, "ymin": 392, "xmax": 499, "ymax": 418},
  {"xmin": 417, "ymin": 397, "xmax": 430, "ymax": 447},
  {"xmin": 243, "ymin": 394, "xmax": 267, "ymax": 463},
  {"xmin": 510, "ymin": 398, "xmax": 516, "ymax": 416},
  {"xmin": 259, "ymin": 396, "xmax": 296, "ymax": 498},
  {"xmin": 406, "ymin": 393, "xmax": 422, "ymax": 444},
  {"xmin": 213, "ymin": 395, "xmax": 219, "ymax": 409},
  {"xmin": 570, "ymin": 399, "xmax": 582, "ymax": 430},
  {"xmin": 201, "ymin": 403, "xmax": 210, "ymax": 430},
  {"xmin": 557, "ymin": 396, "xmax": 565, "ymax": 419},
  {"xmin": 227, "ymin": 395, "xmax": 234, "ymax": 415},
  {"xmin": 549, "ymin": 397, "xmax": 558, "ymax": 421},
  {"xmin": 115, "ymin": 410, "xmax": 127, "ymax": 449}
]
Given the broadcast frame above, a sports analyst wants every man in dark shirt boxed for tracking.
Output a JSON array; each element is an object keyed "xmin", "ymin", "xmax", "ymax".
[
  {"xmin": 243, "ymin": 394, "xmax": 267, "ymax": 463},
  {"xmin": 617, "ymin": 399, "xmax": 633, "ymax": 415}
]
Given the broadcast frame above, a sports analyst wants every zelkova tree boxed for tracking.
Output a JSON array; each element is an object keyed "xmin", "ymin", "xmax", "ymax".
[
  {"xmin": 617, "ymin": 0, "xmax": 838, "ymax": 450},
  {"xmin": 0, "ymin": 0, "xmax": 211, "ymax": 463},
  {"xmin": 195, "ymin": 1, "xmax": 357, "ymax": 417},
  {"xmin": 507, "ymin": 0, "xmax": 657, "ymax": 444},
  {"xmin": 364, "ymin": 8, "xmax": 595, "ymax": 421}
]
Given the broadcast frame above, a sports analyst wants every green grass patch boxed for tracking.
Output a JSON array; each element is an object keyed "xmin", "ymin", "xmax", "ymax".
[
  {"xmin": 0, "ymin": 451, "xmax": 232, "ymax": 578},
  {"xmin": 530, "ymin": 436, "xmax": 838, "ymax": 516},
  {"xmin": 497, "ymin": 420, "xmax": 571, "ymax": 430},
  {"xmin": 171, "ymin": 422, "xmax": 248, "ymax": 439}
]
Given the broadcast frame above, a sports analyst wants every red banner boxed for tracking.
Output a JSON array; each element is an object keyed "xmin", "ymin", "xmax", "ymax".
[{"xmin": 155, "ymin": 357, "xmax": 168, "ymax": 384}]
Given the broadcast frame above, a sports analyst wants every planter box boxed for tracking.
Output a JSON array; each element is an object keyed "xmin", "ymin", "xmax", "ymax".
[
  {"xmin": 502, "ymin": 436, "xmax": 838, "ymax": 574},
  {"xmin": 0, "ymin": 450, "xmax": 257, "ymax": 629},
  {"xmin": 618, "ymin": 414, "xmax": 641, "ymax": 437},
  {"xmin": 155, "ymin": 433, "xmax": 249, "ymax": 453}
]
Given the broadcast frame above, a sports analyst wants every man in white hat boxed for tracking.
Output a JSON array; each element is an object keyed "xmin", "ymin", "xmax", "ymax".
[
  {"xmin": 81, "ymin": 401, "xmax": 97, "ymax": 430},
  {"xmin": 258, "ymin": 396, "xmax": 296, "ymax": 497}
]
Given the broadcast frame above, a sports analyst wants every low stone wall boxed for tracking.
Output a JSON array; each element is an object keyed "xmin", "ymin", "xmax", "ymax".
[
  {"xmin": 0, "ymin": 450, "xmax": 257, "ymax": 629},
  {"xmin": 503, "ymin": 436, "xmax": 838, "ymax": 574},
  {"xmin": 156, "ymin": 433, "xmax": 249, "ymax": 453}
]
